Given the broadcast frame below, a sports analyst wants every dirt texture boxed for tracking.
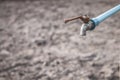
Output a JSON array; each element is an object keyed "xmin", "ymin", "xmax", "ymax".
[{"xmin": 0, "ymin": 0, "xmax": 120, "ymax": 80}]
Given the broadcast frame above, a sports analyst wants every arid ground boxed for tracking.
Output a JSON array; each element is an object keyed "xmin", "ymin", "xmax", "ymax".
[{"xmin": 0, "ymin": 0, "xmax": 120, "ymax": 80}]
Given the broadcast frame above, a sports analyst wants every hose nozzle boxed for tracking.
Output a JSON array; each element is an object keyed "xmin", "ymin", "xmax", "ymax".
[{"xmin": 64, "ymin": 15, "xmax": 95, "ymax": 36}]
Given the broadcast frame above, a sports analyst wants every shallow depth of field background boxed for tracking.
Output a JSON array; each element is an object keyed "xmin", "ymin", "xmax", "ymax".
[{"xmin": 0, "ymin": 0, "xmax": 120, "ymax": 80}]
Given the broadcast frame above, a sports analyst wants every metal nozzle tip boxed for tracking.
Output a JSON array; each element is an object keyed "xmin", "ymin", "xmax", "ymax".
[
  {"xmin": 80, "ymin": 24, "xmax": 87, "ymax": 36},
  {"xmin": 80, "ymin": 21, "xmax": 95, "ymax": 36}
]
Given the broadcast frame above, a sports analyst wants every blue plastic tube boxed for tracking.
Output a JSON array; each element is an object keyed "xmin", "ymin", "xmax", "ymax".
[{"xmin": 91, "ymin": 4, "xmax": 120, "ymax": 29}]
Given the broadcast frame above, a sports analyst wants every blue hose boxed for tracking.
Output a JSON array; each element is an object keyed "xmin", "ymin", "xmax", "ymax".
[{"xmin": 90, "ymin": 4, "xmax": 120, "ymax": 30}]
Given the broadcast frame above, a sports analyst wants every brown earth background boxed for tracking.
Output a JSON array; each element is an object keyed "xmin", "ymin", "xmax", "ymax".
[{"xmin": 0, "ymin": 0, "xmax": 120, "ymax": 80}]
